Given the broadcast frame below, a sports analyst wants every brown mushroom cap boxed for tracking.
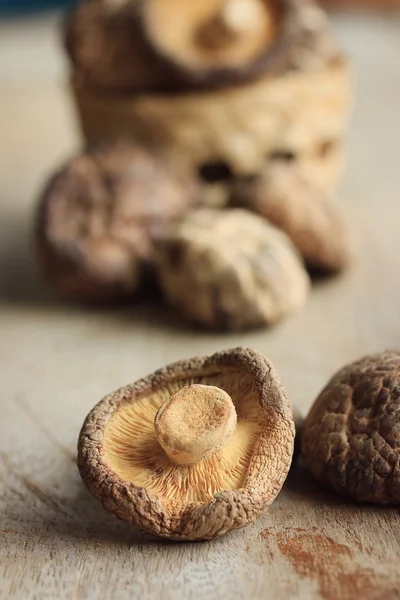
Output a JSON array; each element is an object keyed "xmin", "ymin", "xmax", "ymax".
[
  {"xmin": 301, "ymin": 351, "xmax": 400, "ymax": 504},
  {"xmin": 155, "ymin": 208, "xmax": 310, "ymax": 330},
  {"xmin": 36, "ymin": 143, "xmax": 200, "ymax": 303},
  {"xmin": 229, "ymin": 162, "xmax": 352, "ymax": 273},
  {"xmin": 78, "ymin": 347, "xmax": 295, "ymax": 540}
]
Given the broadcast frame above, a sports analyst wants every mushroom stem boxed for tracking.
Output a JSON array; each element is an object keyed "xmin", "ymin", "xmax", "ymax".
[
  {"xmin": 154, "ymin": 384, "xmax": 237, "ymax": 466},
  {"xmin": 220, "ymin": 0, "xmax": 266, "ymax": 37},
  {"xmin": 197, "ymin": 0, "xmax": 266, "ymax": 50}
]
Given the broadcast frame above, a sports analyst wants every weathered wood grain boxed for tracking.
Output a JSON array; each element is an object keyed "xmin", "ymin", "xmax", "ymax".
[{"xmin": 1, "ymin": 10, "xmax": 400, "ymax": 600}]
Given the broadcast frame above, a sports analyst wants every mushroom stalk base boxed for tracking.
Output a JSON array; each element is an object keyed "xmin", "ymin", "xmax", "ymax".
[{"xmin": 154, "ymin": 384, "xmax": 237, "ymax": 466}]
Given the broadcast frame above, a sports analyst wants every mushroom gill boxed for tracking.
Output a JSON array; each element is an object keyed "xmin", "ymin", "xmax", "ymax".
[{"xmin": 103, "ymin": 370, "xmax": 264, "ymax": 504}]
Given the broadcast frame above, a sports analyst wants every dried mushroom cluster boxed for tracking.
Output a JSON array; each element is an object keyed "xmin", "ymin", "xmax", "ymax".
[
  {"xmin": 301, "ymin": 351, "xmax": 400, "ymax": 504},
  {"xmin": 34, "ymin": 0, "xmax": 352, "ymax": 329},
  {"xmin": 66, "ymin": 0, "xmax": 351, "ymax": 204},
  {"xmin": 78, "ymin": 348, "xmax": 399, "ymax": 541},
  {"xmin": 35, "ymin": 139, "xmax": 350, "ymax": 328},
  {"xmin": 78, "ymin": 347, "xmax": 295, "ymax": 540}
]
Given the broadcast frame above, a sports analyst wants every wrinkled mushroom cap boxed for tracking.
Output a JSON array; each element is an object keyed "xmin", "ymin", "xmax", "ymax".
[
  {"xmin": 229, "ymin": 162, "xmax": 352, "ymax": 273},
  {"xmin": 301, "ymin": 351, "xmax": 400, "ymax": 504},
  {"xmin": 78, "ymin": 347, "xmax": 295, "ymax": 540},
  {"xmin": 156, "ymin": 208, "xmax": 310, "ymax": 330},
  {"xmin": 36, "ymin": 143, "xmax": 200, "ymax": 303}
]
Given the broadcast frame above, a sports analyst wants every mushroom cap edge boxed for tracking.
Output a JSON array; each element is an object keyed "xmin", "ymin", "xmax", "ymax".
[{"xmin": 77, "ymin": 346, "xmax": 295, "ymax": 540}]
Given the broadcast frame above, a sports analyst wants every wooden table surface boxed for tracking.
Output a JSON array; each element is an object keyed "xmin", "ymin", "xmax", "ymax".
[{"xmin": 1, "ymin": 9, "xmax": 400, "ymax": 600}]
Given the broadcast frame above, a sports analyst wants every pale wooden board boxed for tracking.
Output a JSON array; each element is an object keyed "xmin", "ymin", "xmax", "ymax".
[{"xmin": 1, "ymin": 10, "xmax": 400, "ymax": 600}]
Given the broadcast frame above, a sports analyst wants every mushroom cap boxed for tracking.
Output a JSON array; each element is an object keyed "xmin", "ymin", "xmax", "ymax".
[
  {"xmin": 78, "ymin": 347, "xmax": 295, "ymax": 540},
  {"xmin": 140, "ymin": 0, "xmax": 338, "ymax": 88},
  {"xmin": 156, "ymin": 208, "xmax": 310, "ymax": 330},
  {"xmin": 301, "ymin": 351, "xmax": 400, "ymax": 504},
  {"xmin": 229, "ymin": 162, "xmax": 352, "ymax": 273},
  {"xmin": 140, "ymin": 0, "xmax": 281, "ymax": 84},
  {"xmin": 65, "ymin": 0, "xmax": 338, "ymax": 92},
  {"xmin": 36, "ymin": 143, "xmax": 200, "ymax": 303}
]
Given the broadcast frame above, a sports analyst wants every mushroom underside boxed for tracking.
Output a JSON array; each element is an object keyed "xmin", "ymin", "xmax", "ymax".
[{"xmin": 103, "ymin": 370, "xmax": 265, "ymax": 506}]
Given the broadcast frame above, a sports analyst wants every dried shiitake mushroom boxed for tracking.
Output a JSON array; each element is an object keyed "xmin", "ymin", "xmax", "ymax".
[
  {"xmin": 301, "ymin": 352, "xmax": 400, "ymax": 504},
  {"xmin": 66, "ymin": 0, "xmax": 337, "ymax": 91},
  {"xmin": 67, "ymin": 0, "xmax": 350, "ymax": 205},
  {"xmin": 78, "ymin": 347, "xmax": 295, "ymax": 540},
  {"xmin": 137, "ymin": 0, "xmax": 339, "ymax": 88},
  {"xmin": 139, "ymin": 0, "xmax": 285, "ymax": 87},
  {"xmin": 230, "ymin": 163, "xmax": 351, "ymax": 273},
  {"xmin": 36, "ymin": 143, "xmax": 200, "ymax": 303},
  {"xmin": 156, "ymin": 208, "xmax": 310, "ymax": 330}
]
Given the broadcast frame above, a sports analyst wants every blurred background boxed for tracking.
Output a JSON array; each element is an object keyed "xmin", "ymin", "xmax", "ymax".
[
  {"xmin": 0, "ymin": 0, "xmax": 399, "ymax": 383},
  {"xmin": 1, "ymin": 0, "xmax": 399, "ymax": 309}
]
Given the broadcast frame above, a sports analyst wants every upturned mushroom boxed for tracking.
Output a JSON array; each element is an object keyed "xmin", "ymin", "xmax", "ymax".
[
  {"xmin": 137, "ymin": 0, "xmax": 284, "ymax": 87},
  {"xmin": 78, "ymin": 347, "xmax": 295, "ymax": 540},
  {"xmin": 65, "ymin": 0, "xmax": 336, "ymax": 91},
  {"xmin": 35, "ymin": 143, "xmax": 200, "ymax": 303},
  {"xmin": 301, "ymin": 351, "xmax": 400, "ymax": 504},
  {"xmin": 229, "ymin": 162, "xmax": 352, "ymax": 273},
  {"xmin": 155, "ymin": 208, "xmax": 310, "ymax": 330}
]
